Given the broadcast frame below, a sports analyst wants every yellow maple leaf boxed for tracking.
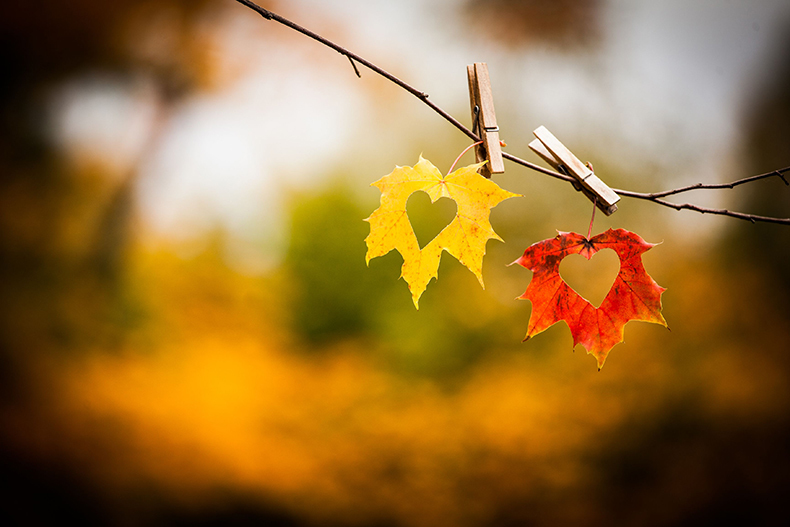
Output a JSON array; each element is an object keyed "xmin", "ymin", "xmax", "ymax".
[{"xmin": 365, "ymin": 155, "xmax": 520, "ymax": 308}]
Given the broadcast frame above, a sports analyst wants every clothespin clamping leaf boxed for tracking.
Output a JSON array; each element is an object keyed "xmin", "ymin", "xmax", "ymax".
[
  {"xmin": 467, "ymin": 63, "xmax": 504, "ymax": 178},
  {"xmin": 529, "ymin": 125, "xmax": 620, "ymax": 215}
]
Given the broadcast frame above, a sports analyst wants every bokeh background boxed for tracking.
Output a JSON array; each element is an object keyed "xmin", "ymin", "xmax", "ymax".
[{"xmin": 2, "ymin": 0, "xmax": 790, "ymax": 525}]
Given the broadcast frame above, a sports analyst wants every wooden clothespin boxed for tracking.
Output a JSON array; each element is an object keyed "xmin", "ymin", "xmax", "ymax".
[
  {"xmin": 467, "ymin": 63, "xmax": 504, "ymax": 178},
  {"xmin": 529, "ymin": 125, "xmax": 620, "ymax": 215}
]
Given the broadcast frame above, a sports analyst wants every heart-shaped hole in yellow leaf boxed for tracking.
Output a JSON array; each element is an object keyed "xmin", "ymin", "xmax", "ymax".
[
  {"xmin": 559, "ymin": 248, "xmax": 620, "ymax": 308},
  {"xmin": 406, "ymin": 191, "xmax": 458, "ymax": 249}
]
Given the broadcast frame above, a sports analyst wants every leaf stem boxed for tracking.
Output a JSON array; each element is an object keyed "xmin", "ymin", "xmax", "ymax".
[
  {"xmin": 448, "ymin": 141, "xmax": 483, "ymax": 175},
  {"xmin": 587, "ymin": 197, "xmax": 597, "ymax": 240}
]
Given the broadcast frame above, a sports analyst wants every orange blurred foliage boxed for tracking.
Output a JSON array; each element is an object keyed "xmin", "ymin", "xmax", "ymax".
[{"xmin": 1, "ymin": 240, "xmax": 787, "ymax": 526}]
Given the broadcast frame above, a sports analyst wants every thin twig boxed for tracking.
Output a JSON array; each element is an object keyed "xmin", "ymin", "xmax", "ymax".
[
  {"xmin": 613, "ymin": 166, "xmax": 790, "ymax": 199},
  {"xmin": 347, "ymin": 55, "xmax": 361, "ymax": 78},
  {"xmin": 232, "ymin": 0, "xmax": 790, "ymax": 226},
  {"xmin": 647, "ymin": 198, "xmax": 790, "ymax": 225},
  {"xmin": 611, "ymin": 167, "xmax": 790, "ymax": 224}
]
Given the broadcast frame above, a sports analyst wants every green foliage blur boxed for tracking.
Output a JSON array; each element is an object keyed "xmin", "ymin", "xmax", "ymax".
[
  {"xmin": 285, "ymin": 183, "xmax": 392, "ymax": 343},
  {"xmin": 283, "ymin": 180, "xmax": 521, "ymax": 378}
]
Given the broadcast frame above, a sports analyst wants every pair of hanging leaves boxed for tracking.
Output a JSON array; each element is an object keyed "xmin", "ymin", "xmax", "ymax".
[{"xmin": 365, "ymin": 156, "xmax": 667, "ymax": 368}]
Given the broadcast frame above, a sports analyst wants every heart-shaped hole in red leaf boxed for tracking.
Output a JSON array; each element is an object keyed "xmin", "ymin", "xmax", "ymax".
[
  {"xmin": 559, "ymin": 248, "xmax": 620, "ymax": 308},
  {"xmin": 406, "ymin": 191, "xmax": 458, "ymax": 249}
]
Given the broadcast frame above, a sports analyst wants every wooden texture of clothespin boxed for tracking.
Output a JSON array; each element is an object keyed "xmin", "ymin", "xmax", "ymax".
[
  {"xmin": 467, "ymin": 63, "xmax": 504, "ymax": 178},
  {"xmin": 529, "ymin": 125, "xmax": 620, "ymax": 215}
]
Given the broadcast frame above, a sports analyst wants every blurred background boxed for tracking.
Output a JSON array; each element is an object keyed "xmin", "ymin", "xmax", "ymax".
[{"xmin": 2, "ymin": 0, "xmax": 790, "ymax": 525}]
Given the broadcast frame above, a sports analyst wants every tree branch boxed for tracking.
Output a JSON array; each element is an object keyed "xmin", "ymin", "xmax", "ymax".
[
  {"xmin": 618, "ymin": 194, "xmax": 790, "ymax": 225},
  {"xmin": 612, "ymin": 167, "xmax": 790, "ymax": 225},
  {"xmin": 232, "ymin": 0, "xmax": 790, "ymax": 226},
  {"xmin": 233, "ymin": 0, "xmax": 476, "ymax": 142},
  {"xmin": 614, "ymin": 166, "xmax": 790, "ymax": 199}
]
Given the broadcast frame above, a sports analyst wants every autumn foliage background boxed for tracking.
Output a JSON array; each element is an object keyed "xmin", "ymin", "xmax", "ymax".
[{"xmin": 2, "ymin": 0, "xmax": 790, "ymax": 525}]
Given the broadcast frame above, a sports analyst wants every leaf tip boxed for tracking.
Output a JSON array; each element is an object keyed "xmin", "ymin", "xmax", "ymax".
[
  {"xmin": 412, "ymin": 295, "xmax": 421, "ymax": 310},
  {"xmin": 595, "ymin": 356, "xmax": 607, "ymax": 370},
  {"xmin": 410, "ymin": 287, "xmax": 423, "ymax": 310}
]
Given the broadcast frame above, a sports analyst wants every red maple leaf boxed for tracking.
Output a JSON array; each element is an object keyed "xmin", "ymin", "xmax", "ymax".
[{"xmin": 513, "ymin": 228, "xmax": 668, "ymax": 369}]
